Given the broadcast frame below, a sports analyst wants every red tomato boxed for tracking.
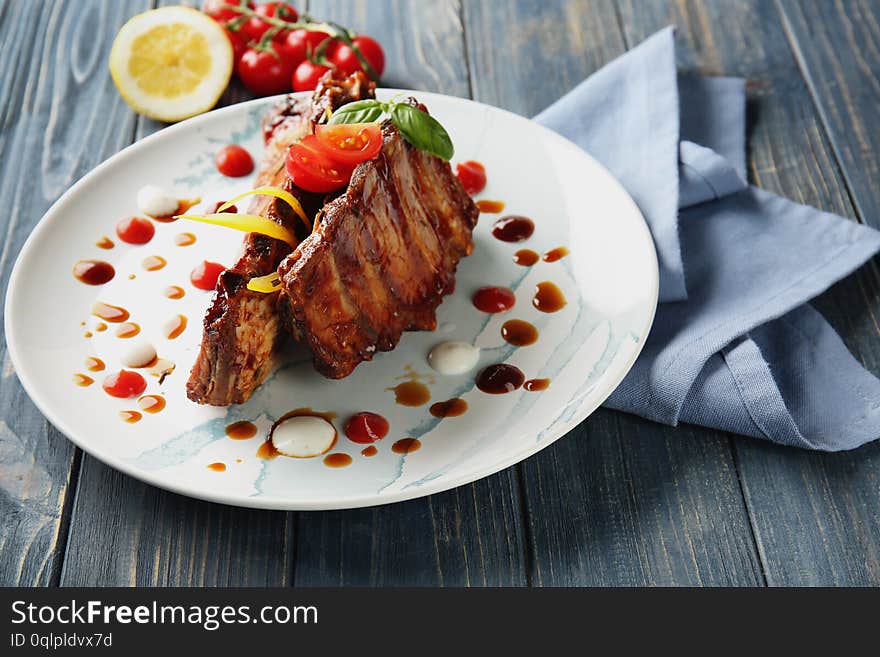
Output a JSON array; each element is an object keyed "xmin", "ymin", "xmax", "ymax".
[
  {"xmin": 327, "ymin": 35, "xmax": 385, "ymax": 77},
  {"xmin": 286, "ymin": 135, "xmax": 354, "ymax": 192},
  {"xmin": 455, "ymin": 160, "xmax": 487, "ymax": 195},
  {"xmin": 225, "ymin": 28, "xmax": 248, "ymax": 63},
  {"xmin": 279, "ymin": 29, "xmax": 331, "ymax": 69},
  {"xmin": 102, "ymin": 370, "xmax": 147, "ymax": 398},
  {"xmin": 238, "ymin": 46, "xmax": 294, "ymax": 95},
  {"xmin": 190, "ymin": 261, "xmax": 226, "ymax": 290},
  {"xmin": 115, "ymin": 216, "xmax": 155, "ymax": 244},
  {"xmin": 292, "ymin": 59, "xmax": 330, "ymax": 92},
  {"xmin": 241, "ymin": 2, "xmax": 298, "ymax": 41},
  {"xmin": 215, "ymin": 144, "xmax": 254, "ymax": 177},
  {"xmin": 202, "ymin": 0, "xmax": 254, "ymax": 23},
  {"xmin": 314, "ymin": 123, "xmax": 383, "ymax": 165}
]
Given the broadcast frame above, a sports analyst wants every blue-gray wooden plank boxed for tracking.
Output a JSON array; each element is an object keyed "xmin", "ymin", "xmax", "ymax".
[
  {"xmin": 616, "ymin": 0, "xmax": 880, "ymax": 586},
  {"xmin": 0, "ymin": 0, "xmax": 151, "ymax": 587},
  {"xmin": 462, "ymin": 0, "xmax": 764, "ymax": 586}
]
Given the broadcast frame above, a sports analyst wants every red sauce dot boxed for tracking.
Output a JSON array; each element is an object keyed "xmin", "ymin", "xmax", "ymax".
[
  {"xmin": 190, "ymin": 261, "xmax": 225, "ymax": 290},
  {"xmin": 455, "ymin": 160, "xmax": 487, "ymax": 195},
  {"xmin": 116, "ymin": 216, "xmax": 155, "ymax": 245},
  {"xmin": 472, "ymin": 286, "xmax": 516, "ymax": 313},
  {"xmin": 215, "ymin": 145, "xmax": 254, "ymax": 177},
  {"xmin": 345, "ymin": 412, "xmax": 390, "ymax": 444},
  {"xmin": 102, "ymin": 370, "xmax": 147, "ymax": 398}
]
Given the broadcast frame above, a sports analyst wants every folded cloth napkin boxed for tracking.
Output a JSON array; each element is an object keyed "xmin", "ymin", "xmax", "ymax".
[{"xmin": 534, "ymin": 27, "xmax": 880, "ymax": 450}]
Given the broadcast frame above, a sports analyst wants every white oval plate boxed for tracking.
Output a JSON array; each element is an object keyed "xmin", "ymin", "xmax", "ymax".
[{"xmin": 5, "ymin": 90, "xmax": 657, "ymax": 510}]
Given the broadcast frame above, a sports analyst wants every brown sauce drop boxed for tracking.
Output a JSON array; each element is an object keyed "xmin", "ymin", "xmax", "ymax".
[
  {"xmin": 543, "ymin": 246, "xmax": 570, "ymax": 262},
  {"xmin": 85, "ymin": 357, "xmax": 105, "ymax": 372},
  {"xmin": 91, "ymin": 302, "xmax": 129, "ymax": 323},
  {"xmin": 430, "ymin": 398, "xmax": 468, "ymax": 418},
  {"xmin": 501, "ymin": 319, "xmax": 539, "ymax": 347},
  {"xmin": 137, "ymin": 394, "xmax": 166, "ymax": 414},
  {"xmin": 174, "ymin": 232, "xmax": 197, "ymax": 246},
  {"xmin": 226, "ymin": 420, "xmax": 258, "ymax": 440},
  {"xmin": 165, "ymin": 285, "xmax": 185, "ymax": 299},
  {"xmin": 524, "ymin": 378, "xmax": 551, "ymax": 392},
  {"xmin": 128, "ymin": 274, "xmax": 136, "ymax": 280},
  {"xmin": 361, "ymin": 445, "xmax": 378, "ymax": 457},
  {"xmin": 256, "ymin": 440, "xmax": 279, "ymax": 459},
  {"xmin": 323, "ymin": 453, "xmax": 353, "ymax": 468},
  {"xmin": 115, "ymin": 322, "xmax": 140, "ymax": 339},
  {"xmin": 207, "ymin": 462, "xmax": 226, "ymax": 472},
  {"xmin": 152, "ymin": 198, "xmax": 199, "ymax": 223},
  {"xmin": 492, "ymin": 215, "xmax": 534, "ymax": 242},
  {"xmin": 476, "ymin": 199, "xmax": 505, "ymax": 213},
  {"xmin": 142, "ymin": 255, "xmax": 167, "ymax": 271},
  {"xmin": 513, "ymin": 249, "xmax": 539, "ymax": 266},
  {"xmin": 95, "ymin": 236, "xmax": 114, "ymax": 249},
  {"xmin": 472, "ymin": 286, "xmax": 516, "ymax": 313},
  {"xmin": 533, "ymin": 281, "xmax": 567, "ymax": 313},
  {"xmin": 165, "ymin": 314, "xmax": 187, "ymax": 339},
  {"xmin": 476, "ymin": 364, "xmax": 525, "ymax": 394},
  {"xmin": 392, "ymin": 438, "xmax": 422, "ymax": 454},
  {"xmin": 119, "ymin": 410, "xmax": 142, "ymax": 423},
  {"xmin": 95, "ymin": 322, "xmax": 107, "ymax": 332},
  {"xmin": 73, "ymin": 260, "xmax": 115, "ymax": 285},
  {"xmin": 388, "ymin": 380, "xmax": 430, "ymax": 406},
  {"xmin": 73, "ymin": 373, "xmax": 93, "ymax": 387},
  {"xmin": 83, "ymin": 332, "xmax": 93, "ymax": 338}
]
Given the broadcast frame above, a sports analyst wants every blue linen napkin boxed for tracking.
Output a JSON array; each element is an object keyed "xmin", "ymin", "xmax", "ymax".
[{"xmin": 534, "ymin": 27, "xmax": 880, "ymax": 450}]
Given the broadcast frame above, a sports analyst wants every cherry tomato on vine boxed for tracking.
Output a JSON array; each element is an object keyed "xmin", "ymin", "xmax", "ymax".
[
  {"xmin": 241, "ymin": 2, "xmax": 299, "ymax": 41},
  {"xmin": 215, "ymin": 144, "xmax": 255, "ymax": 177},
  {"xmin": 327, "ymin": 35, "xmax": 385, "ymax": 77},
  {"xmin": 280, "ymin": 29, "xmax": 333, "ymax": 69},
  {"xmin": 314, "ymin": 123, "xmax": 383, "ymax": 165},
  {"xmin": 286, "ymin": 135, "xmax": 355, "ymax": 192},
  {"xmin": 292, "ymin": 60, "xmax": 330, "ymax": 92},
  {"xmin": 202, "ymin": 0, "xmax": 254, "ymax": 23},
  {"xmin": 238, "ymin": 45, "xmax": 295, "ymax": 95},
  {"xmin": 455, "ymin": 160, "xmax": 487, "ymax": 195}
]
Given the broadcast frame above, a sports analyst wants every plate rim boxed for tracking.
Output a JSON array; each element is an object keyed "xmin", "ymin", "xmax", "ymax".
[{"xmin": 4, "ymin": 90, "xmax": 659, "ymax": 510}]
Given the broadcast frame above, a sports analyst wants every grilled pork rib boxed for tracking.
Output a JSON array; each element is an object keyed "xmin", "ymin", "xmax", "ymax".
[
  {"xmin": 277, "ymin": 120, "xmax": 479, "ymax": 379},
  {"xmin": 186, "ymin": 72, "xmax": 376, "ymax": 405}
]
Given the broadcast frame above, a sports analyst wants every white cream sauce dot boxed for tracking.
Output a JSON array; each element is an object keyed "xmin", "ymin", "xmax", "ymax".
[
  {"xmin": 137, "ymin": 184, "xmax": 178, "ymax": 217},
  {"xmin": 271, "ymin": 415, "xmax": 337, "ymax": 458},
  {"xmin": 121, "ymin": 341, "xmax": 157, "ymax": 368},
  {"xmin": 428, "ymin": 341, "xmax": 480, "ymax": 375}
]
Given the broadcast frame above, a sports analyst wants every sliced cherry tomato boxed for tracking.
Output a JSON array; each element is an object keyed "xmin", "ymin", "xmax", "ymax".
[
  {"xmin": 202, "ymin": 0, "xmax": 254, "ymax": 22},
  {"xmin": 102, "ymin": 370, "xmax": 147, "ymax": 399},
  {"xmin": 115, "ymin": 216, "xmax": 155, "ymax": 244},
  {"xmin": 327, "ymin": 35, "xmax": 385, "ymax": 77},
  {"xmin": 292, "ymin": 59, "xmax": 330, "ymax": 92},
  {"xmin": 215, "ymin": 144, "xmax": 255, "ymax": 177},
  {"xmin": 190, "ymin": 261, "xmax": 226, "ymax": 290},
  {"xmin": 455, "ymin": 160, "xmax": 487, "ymax": 195},
  {"xmin": 314, "ymin": 123, "xmax": 383, "ymax": 165},
  {"xmin": 238, "ymin": 45, "xmax": 294, "ymax": 95},
  {"xmin": 286, "ymin": 135, "xmax": 354, "ymax": 192}
]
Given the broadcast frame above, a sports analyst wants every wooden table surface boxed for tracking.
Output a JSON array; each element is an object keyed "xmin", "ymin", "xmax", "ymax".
[{"xmin": 2, "ymin": 0, "xmax": 880, "ymax": 587}]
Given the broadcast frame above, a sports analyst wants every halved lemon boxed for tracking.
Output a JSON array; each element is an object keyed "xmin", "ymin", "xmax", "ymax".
[{"xmin": 109, "ymin": 6, "xmax": 233, "ymax": 122}]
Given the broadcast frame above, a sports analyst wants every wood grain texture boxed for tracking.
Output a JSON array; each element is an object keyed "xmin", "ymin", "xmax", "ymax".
[
  {"xmin": 617, "ymin": 0, "xmax": 880, "ymax": 586},
  {"xmin": 293, "ymin": 0, "xmax": 528, "ymax": 587},
  {"xmin": 0, "ymin": 0, "xmax": 150, "ymax": 586},
  {"xmin": 60, "ymin": 0, "xmax": 294, "ymax": 588},
  {"xmin": 462, "ymin": 0, "xmax": 764, "ymax": 586}
]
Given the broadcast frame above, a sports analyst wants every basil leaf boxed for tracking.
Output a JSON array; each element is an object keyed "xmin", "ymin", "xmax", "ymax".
[
  {"xmin": 328, "ymin": 100, "xmax": 384, "ymax": 125},
  {"xmin": 390, "ymin": 103, "xmax": 454, "ymax": 161}
]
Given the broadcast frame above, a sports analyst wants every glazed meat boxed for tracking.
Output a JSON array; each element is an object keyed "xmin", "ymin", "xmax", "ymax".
[
  {"xmin": 277, "ymin": 119, "xmax": 479, "ymax": 379},
  {"xmin": 186, "ymin": 72, "xmax": 376, "ymax": 405}
]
